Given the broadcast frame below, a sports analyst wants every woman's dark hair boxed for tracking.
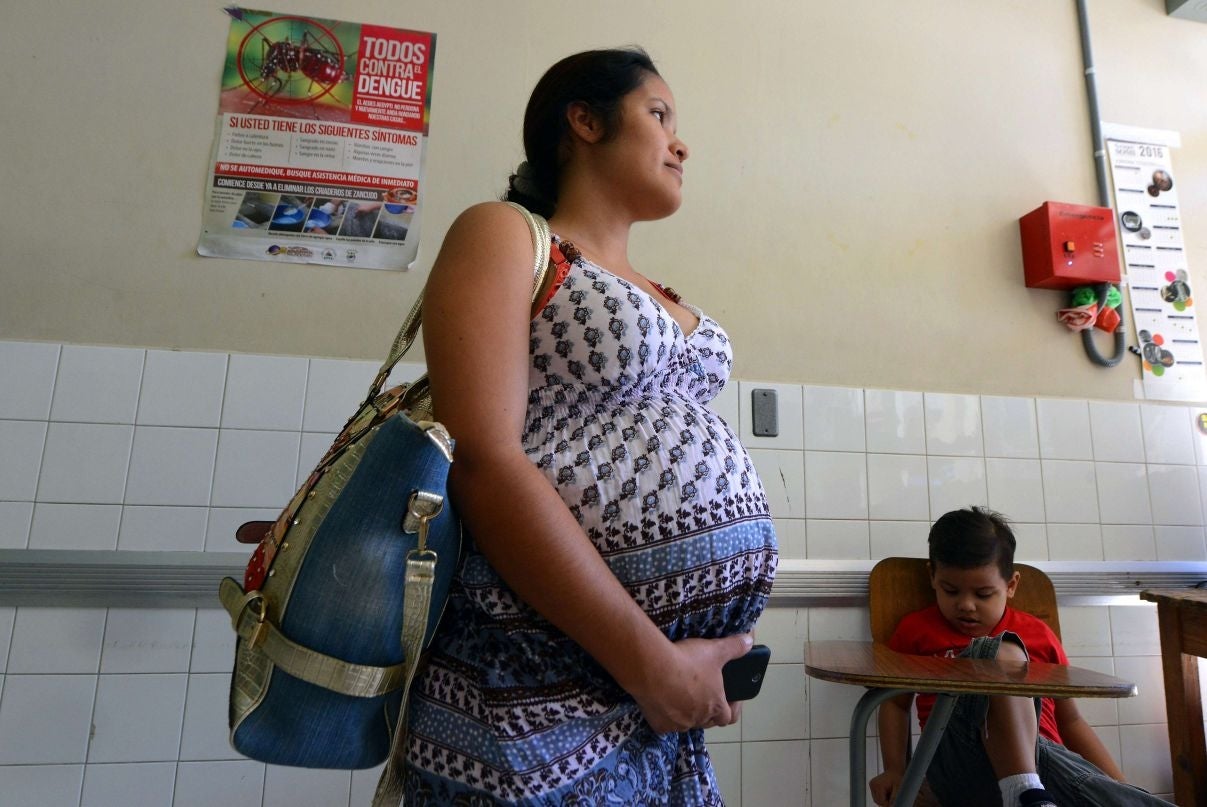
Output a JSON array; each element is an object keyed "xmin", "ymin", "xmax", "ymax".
[
  {"xmin": 928, "ymin": 506, "xmax": 1016, "ymax": 581},
  {"xmin": 503, "ymin": 48, "xmax": 659, "ymax": 218}
]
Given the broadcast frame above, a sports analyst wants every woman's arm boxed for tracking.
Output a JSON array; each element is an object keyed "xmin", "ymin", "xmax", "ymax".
[
  {"xmin": 869, "ymin": 693, "xmax": 914, "ymax": 806},
  {"xmin": 1053, "ymin": 698, "xmax": 1126, "ymax": 781},
  {"xmin": 422, "ymin": 202, "xmax": 750, "ymax": 733}
]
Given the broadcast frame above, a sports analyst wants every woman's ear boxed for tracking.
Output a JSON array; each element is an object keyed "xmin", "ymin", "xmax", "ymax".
[{"xmin": 566, "ymin": 101, "xmax": 605, "ymax": 144}]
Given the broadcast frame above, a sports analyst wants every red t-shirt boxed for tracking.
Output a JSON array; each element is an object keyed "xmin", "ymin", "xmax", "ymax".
[{"xmin": 887, "ymin": 604, "xmax": 1068, "ymax": 744}]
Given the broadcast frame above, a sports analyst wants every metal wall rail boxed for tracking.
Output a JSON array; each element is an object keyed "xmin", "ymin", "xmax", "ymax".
[{"xmin": 1, "ymin": 551, "xmax": 1204, "ymax": 609}]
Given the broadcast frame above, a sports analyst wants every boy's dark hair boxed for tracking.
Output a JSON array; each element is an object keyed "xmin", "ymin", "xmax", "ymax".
[{"xmin": 928, "ymin": 506, "xmax": 1016, "ymax": 581}]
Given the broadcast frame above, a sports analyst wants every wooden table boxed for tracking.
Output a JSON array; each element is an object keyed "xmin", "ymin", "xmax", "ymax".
[
  {"xmin": 1141, "ymin": 588, "xmax": 1207, "ymax": 805},
  {"xmin": 805, "ymin": 640, "xmax": 1137, "ymax": 807}
]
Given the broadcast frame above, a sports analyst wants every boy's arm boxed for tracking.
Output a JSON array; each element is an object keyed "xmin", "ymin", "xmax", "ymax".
[
  {"xmin": 1054, "ymin": 698, "xmax": 1127, "ymax": 781},
  {"xmin": 869, "ymin": 692, "xmax": 914, "ymax": 806}
]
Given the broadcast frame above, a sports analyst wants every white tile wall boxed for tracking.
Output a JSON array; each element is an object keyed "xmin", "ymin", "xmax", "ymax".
[
  {"xmin": 1101, "ymin": 524, "xmax": 1157, "ymax": 561},
  {"xmin": 1142, "ymin": 404, "xmax": 1195, "ymax": 465},
  {"xmin": 28, "ymin": 503, "xmax": 122, "ymax": 550},
  {"xmin": 50, "ymin": 346, "xmax": 145, "ymax": 425},
  {"xmin": 1046, "ymin": 523, "xmax": 1103, "ymax": 561},
  {"xmin": 805, "ymin": 519, "xmax": 869, "ymax": 559},
  {"xmin": 221, "ymin": 355, "xmax": 308, "ymax": 431},
  {"xmin": 210, "ymin": 430, "xmax": 300, "ymax": 508},
  {"xmin": 1089, "ymin": 401, "xmax": 1146, "ymax": 463},
  {"xmin": 709, "ymin": 742, "xmax": 742, "ymax": 805},
  {"xmin": 1059, "ymin": 606, "xmax": 1113, "ymax": 657},
  {"xmin": 100, "ymin": 608, "xmax": 195, "ymax": 673},
  {"xmin": 867, "ymin": 454, "xmax": 929, "ymax": 521},
  {"xmin": 1012, "ymin": 522, "xmax": 1049, "ymax": 560},
  {"xmin": 742, "ymin": 664, "xmax": 808, "ymax": 741},
  {"xmin": 0, "ymin": 675, "xmax": 97, "ymax": 763},
  {"xmin": 985, "ymin": 458, "xmax": 1045, "ymax": 522},
  {"xmin": 927, "ymin": 455, "xmax": 987, "ymax": 515},
  {"xmin": 7, "ymin": 608, "xmax": 106, "ymax": 674},
  {"xmin": 124, "ymin": 427, "xmax": 218, "ymax": 506},
  {"xmin": 88, "ymin": 673, "xmax": 188, "ymax": 762},
  {"xmin": 190, "ymin": 608, "xmax": 238, "ymax": 674},
  {"xmin": 0, "ymin": 501, "xmax": 33, "ymax": 549},
  {"xmin": 297, "ymin": 432, "xmax": 337, "ymax": 488},
  {"xmin": 0, "ymin": 607, "xmax": 14, "ymax": 673},
  {"xmin": 1041, "ymin": 459, "xmax": 1099, "ymax": 523},
  {"xmin": 1155, "ymin": 525, "xmax": 1207, "ymax": 560},
  {"xmin": 37, "ymin": 423, "xmax": 133, "ymax": 504},
  {"xmin": 1068, "ymin": 655, "xmax": 1119, "ymax": 727},
  {"xmin": 864, "ymin": 389, "xmax": 926, "ymax": 455},
  {"xmin": 748, "ymin": 449, "xmax": 805, "ymax": 518},
  {"xmin": 1, "ymin": 340, "xmax": 1205, "ymax": 805},
  {"xmin": 117, "ymin": 505, "xmax": 208, "ymax": 551},
  {"xmin": 262, "ymin": 766, "xmax": 352, "ymax": 807},
  {"xmin": 1119, "ymin": 722, "xmax": 1174, "ymax": 794},
  {"xmin": 1096, "ymin": 462, "xmax": 1153, "ymax": 525},
  {"xmin": 137, "ymin": 349, "xmax": 228, "ymax": 428},
  {"xmin": 1037, "ymin": 398, "xmax": 1094, "ymax": 460},
  {"xmin": 803, "ymin": 385, "xmax": 865, "ymax": 452},
  {"xmin": 1149, "ymin": 463, "xmax": 1204, "ymax": 525},
  {"xmin": 179, "ymin": 673, "xmax": 240, "ymax": 761},
  {"xmin": 804, "ymin": 452, "xmax": 868, "ymax": 519},
  {"xmin": 743, "ymin": 739, "xmax": 809, "ymax": 806},
  {"xmin": 173, "ymin": 761, "xmax": 265, "ymax": 807},
  {"xmin": 0, "ymin": 420, "xmax": 47, "ymax": 501},
  {"xmin": 924, "ymin": 392, "xmax": 983, "ymax": 456},
  {"xmin": 981, "ymin": 395, "xmax": 1039, "ymax": 458},
  {"xmin": 301, "ymin": 358, "xmax": 378, "ymax": 433},
  {"xmin": 81, "ymin": 762, "xmax": 177, "ymax": 807},
  {"xmin": 0, "ymin": 341, "xmax": 59, "ymax": 420},
  {"xmin": 868, "ymin": 520, "xmax": 929, "ymax": 558},
  {"xmin": 773, "ymin": 517, "xmax": 806, "ymax": 559},
  {"xmin": 0, "ymin": 764, "xmax": 84, "ymax": 807}
]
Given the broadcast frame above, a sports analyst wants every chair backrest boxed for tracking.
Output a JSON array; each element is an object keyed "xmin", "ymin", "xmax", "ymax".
[{"xmin": 868, "ymin": 557, "xmax": 1060, "ymax": 644}]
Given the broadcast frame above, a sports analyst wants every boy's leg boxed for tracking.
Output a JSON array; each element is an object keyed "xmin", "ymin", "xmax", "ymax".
[
  {"xmin": 1037, "ymin": 737, "xmax": 1175, "ymax": 806},
  {"xmin": 925, "ymin": 633, "xmax": 1043, "ymax": 806},
  {"xmin": 984, "ymin": 639, "xmax": 1039, "ymax": 773}
]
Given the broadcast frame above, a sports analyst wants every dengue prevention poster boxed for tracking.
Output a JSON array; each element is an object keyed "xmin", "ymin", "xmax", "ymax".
[{"xmin": 197, "ymin": 7, "xmax": 435, "ymax": 270}]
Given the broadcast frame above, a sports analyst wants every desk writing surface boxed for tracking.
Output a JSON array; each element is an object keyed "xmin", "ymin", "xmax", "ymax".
[
  {"xmin": 1140, "ymin": 588, "xmax": 1207, "ymax": 613},
  {"xmin": 805, "ymin": 641, "xmax": 1137, "ymax": 699}
]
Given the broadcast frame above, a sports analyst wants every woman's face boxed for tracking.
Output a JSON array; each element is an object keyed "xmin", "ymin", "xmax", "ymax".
[{"xmin": 598, "ymin": 74, "xmax": 690, "ymax": 219}]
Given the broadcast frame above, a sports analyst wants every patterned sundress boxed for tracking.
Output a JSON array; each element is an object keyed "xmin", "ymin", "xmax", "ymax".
[{"xmin": 403, "ymin": 237, "xmax": 778, "ymax": 805}]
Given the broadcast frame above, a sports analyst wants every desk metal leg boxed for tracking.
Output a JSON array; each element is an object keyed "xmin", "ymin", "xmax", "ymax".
[
  {"xmin": 848, "ymin": 688, "xmax": 956, "ymax": 807},
  {"xmin": 897, "ymin": 694, "xmax": 956, "ymax": 806},
  {"xmin": 849, "ymin": 688, "xmax": 909, "ymax": 807}
]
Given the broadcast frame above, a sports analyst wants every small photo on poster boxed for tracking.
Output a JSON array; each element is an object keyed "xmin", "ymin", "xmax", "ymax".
[
  {"xmin": 338, "ymin": 201, "xmax": 383, "ymax": 238},
  {"xmin": 234, "ymin": 192, "xmax": 280, "ymax": 229},
  {"xmin": 373, "ymin": 202, "xmax": 413, "ymax": 241},
  {"xmin": 304, "ymin": 199, "xmax": 347, "ymax": 235},
  {"xmin": 268, "ymin": 196, "xmax": 315, "ymax": 233}
]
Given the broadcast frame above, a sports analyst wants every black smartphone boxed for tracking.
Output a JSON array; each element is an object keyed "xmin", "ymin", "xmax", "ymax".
[{"xmin": 721, "ymin": 644, "xmax": 771, "ymax": 701}]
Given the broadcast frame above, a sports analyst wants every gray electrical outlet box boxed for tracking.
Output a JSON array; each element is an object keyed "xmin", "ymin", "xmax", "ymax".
[
  {"xmin": 751, "ymin": 388, "xmax": 778, "ymax": 437},
  {"xmin": 1168, "ymin": 0, "xmax": 1207, "ymax": 22}
]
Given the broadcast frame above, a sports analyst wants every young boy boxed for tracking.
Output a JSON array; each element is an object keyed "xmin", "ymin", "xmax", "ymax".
[{"xmin": 869, "ymin": 507, "xmax": 1171, "ymax": 807}]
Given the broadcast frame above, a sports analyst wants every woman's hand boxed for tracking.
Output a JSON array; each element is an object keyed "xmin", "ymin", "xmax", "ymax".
[{"xmin": 627, "ymin": 633, "xmax": 753, "ymax": 734}]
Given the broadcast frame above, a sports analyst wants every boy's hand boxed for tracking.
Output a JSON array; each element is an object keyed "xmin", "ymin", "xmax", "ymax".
[{"xmin": 869, "ymin": 769, "xmax": 904, "ymax": 806}]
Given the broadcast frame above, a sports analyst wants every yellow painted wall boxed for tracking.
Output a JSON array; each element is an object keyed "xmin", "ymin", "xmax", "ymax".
[{"xmin": 2, "ymin": 0, "xmax": 1205, "ymax": 400}]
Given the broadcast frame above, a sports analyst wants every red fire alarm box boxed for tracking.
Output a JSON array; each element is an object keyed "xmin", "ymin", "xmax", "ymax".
[{"xmin": 1019, "ymin": 202, "xmax": 1120, "ymax": 290}]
